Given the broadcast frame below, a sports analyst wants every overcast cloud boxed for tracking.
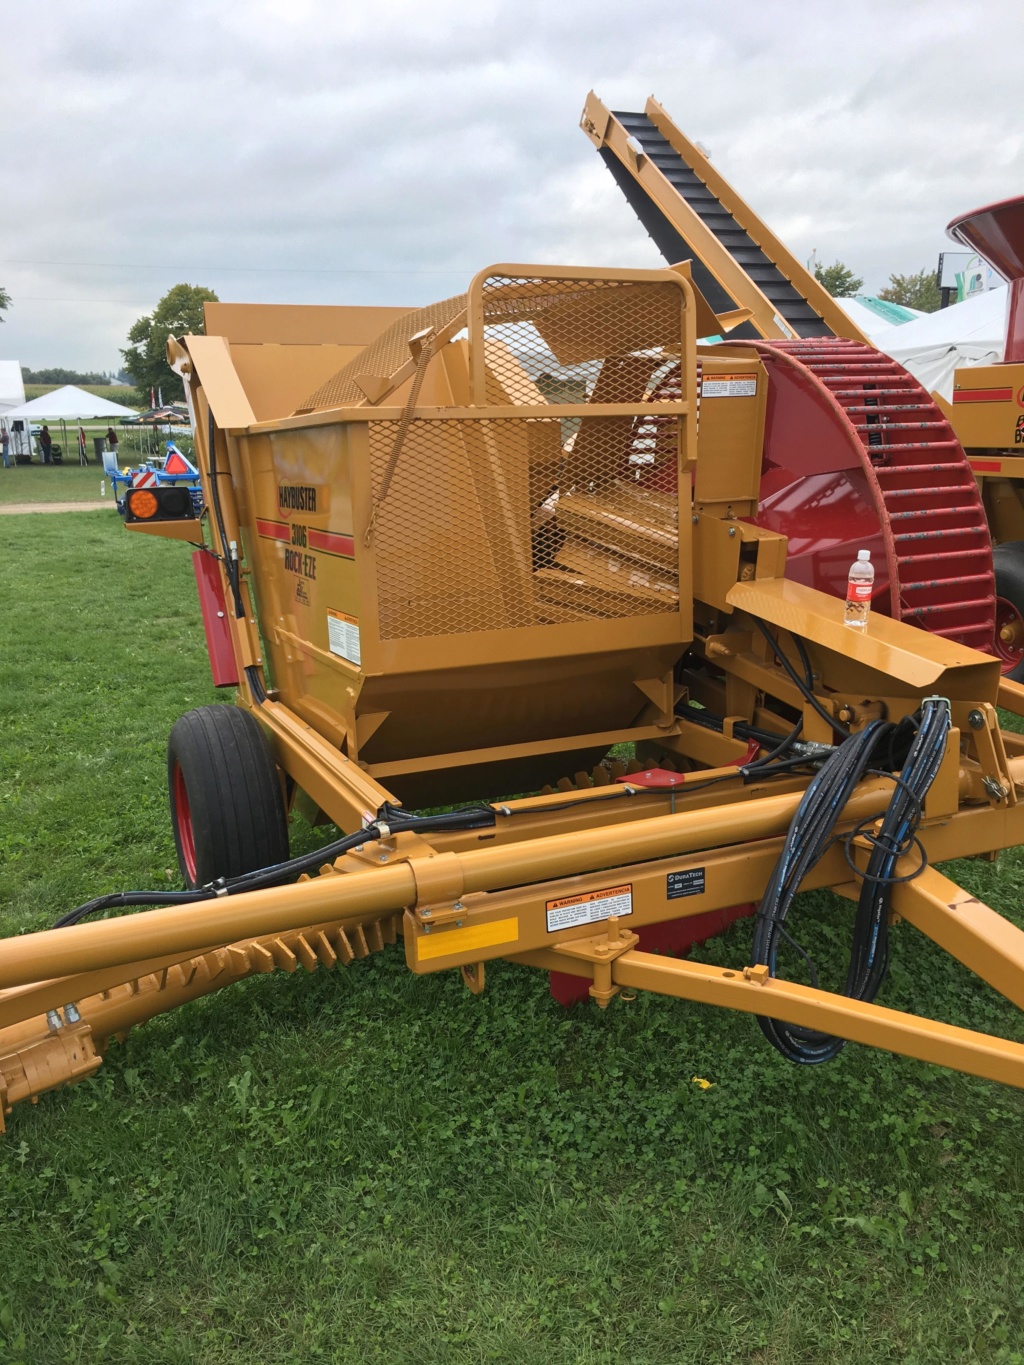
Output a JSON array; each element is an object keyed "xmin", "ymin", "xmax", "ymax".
[{"xmin": 2, "ymin": 0, "xmax": 1021, "ymax": 370}]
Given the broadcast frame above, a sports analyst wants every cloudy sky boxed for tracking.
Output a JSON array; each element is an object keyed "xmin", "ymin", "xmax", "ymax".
[{"xmin": 2, "ymin": 0, "xmax": 1021, "ymax": 372}]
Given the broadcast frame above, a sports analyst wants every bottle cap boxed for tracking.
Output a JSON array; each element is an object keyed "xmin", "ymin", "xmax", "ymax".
[{"xmin": 857, "ymin": 549, "xmax": 871, "ymax": 560}]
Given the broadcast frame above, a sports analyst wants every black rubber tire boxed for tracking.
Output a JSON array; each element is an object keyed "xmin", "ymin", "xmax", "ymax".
[
  {"xmin": 993, "ymin": 541, "xmax": 1024, "ymax": 682},
  {"xmin": 167, "ymin": 705, "xmax": 289, "ymax": 889}
]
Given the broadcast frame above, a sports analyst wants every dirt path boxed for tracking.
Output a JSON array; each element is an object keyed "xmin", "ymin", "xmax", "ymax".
[{"xmin": 0, "ymin": 501, "xmax": 110, "ymax": 514}]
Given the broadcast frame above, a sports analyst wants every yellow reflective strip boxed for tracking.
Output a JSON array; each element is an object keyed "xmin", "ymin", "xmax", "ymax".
[{"xmin": 417, "ymin": 917, "xmax": 519, "ymax": 961}]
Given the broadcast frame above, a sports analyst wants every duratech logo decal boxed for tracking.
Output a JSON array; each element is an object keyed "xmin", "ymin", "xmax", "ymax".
[{"xmin": 277, "ymin": 483, "xmax": 325, "ymax": 518}]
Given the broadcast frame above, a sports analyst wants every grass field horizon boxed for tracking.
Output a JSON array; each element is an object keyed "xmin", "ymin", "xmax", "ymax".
[{"xmin": 3, "ymin": 507, "xmax": 1024, "ymax": 1362}]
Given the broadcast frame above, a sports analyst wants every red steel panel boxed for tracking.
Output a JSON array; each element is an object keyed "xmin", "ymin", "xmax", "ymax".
[{"xmin": 191, "ymin": 550, "xmax": 239, "ymax": 688}]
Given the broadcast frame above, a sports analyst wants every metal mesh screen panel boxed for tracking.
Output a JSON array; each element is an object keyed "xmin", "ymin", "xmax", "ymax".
[
  {"xmin": 299, "ymin": 293, "xmax": 468, "ymax": 413},
  {"xmin": 478, "ymin": 274, "xmax": 682, "ymax": 408},
  {"xmin": 368, "ymin": 417, "xmax": 680, "ymax": 640}
]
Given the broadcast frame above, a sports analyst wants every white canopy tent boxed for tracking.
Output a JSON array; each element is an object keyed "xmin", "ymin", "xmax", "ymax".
[
  {"xmin": 3, "ymin": 384, "xmax": 137, "ymax": 465},
  {"xmin": 4, "ymin": 384, "xmax": 137, "ymax": 421},
  {"xmin": 873, "ymin": 286, "xmax": 1008, "ymax": 400},
  {"xmin": 0, "ymin": 361, "xmax": 26, "ymax": 417},
  {"xmin": 835, "ymin": 296, "xmax": 925, "ymax": 342}
]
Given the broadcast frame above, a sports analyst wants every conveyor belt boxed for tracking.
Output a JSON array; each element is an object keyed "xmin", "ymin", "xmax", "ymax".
[
  {"xmin": 582, "ymin": 93, "xmax": 866, "ymax": 344},
  {"xmin": 612, "ymin": 111, "xmax": 830, "ymax": 337}
]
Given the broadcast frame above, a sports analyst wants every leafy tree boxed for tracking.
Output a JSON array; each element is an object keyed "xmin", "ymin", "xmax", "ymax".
[
  {"xmin": 813, "ymin": 260, "xmax": 863, "ymax": 298},
  {"xmin": 0, "ymin": 284, "xmax": 10, "ymax": 320},
  {"xmin": 122, "ymin": 282, "xmax": 219, "ymax": 402},
  {"xmin": 22, "ymin": 367, "xmax": 108, "ymax": 386},
  {"xmin": 878, "ymin": 268, "xmax": 941, "ymax": 313}
]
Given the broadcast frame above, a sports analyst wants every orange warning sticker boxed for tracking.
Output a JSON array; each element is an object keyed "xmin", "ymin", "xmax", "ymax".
[{"xmin": 545, "ymin": 883, "xmax": 633, "ymax": 933}]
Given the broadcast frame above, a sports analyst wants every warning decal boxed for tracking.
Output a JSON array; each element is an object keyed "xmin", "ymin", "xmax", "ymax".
[
  {"xmin": 545, "ymin": 883, "xmax": 633, "ymax": 934},
  {"xmin": 327, "ymin": 609, "xmax": 361, "ymax": 666},
  {"xmin": 701, "ymin": 374, "xmax": 757, "ymax": 399}
]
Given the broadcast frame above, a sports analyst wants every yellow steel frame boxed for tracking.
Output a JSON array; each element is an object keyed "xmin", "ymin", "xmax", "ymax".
[{"xmin": 7, "ymin": 735, "xmax": 1024, "ymax": 1128}]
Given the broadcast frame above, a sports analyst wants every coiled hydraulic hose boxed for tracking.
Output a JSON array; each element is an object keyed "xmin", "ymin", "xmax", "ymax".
[{"xmin": 751, "ymin": 698, "xmax": 950, "ymax": 1065}]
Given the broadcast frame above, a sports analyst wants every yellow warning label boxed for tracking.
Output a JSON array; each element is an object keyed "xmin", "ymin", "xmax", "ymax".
[{"xmin": 416, "ymin": 916, "xmax": 519, "ymax": 961}]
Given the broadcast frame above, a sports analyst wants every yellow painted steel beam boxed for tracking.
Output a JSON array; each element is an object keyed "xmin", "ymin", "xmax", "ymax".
[
  {"xmin": 642, "ymin": 96, "xmax": 869, "ymax": 343},
  {"xmin": 998, "ymin": 676, "xmax": 1024, "ymax": 716},
  {"xmin": 893, "ymin": 865, "xmax": 1024, "ymax": 1009},
  {"xmin": 0, "ymin": 950, "xmax": 217, "ymax": 1034},
  {"xmin": 251, "ymin": 693, "xmax": 396, "ymax": 831},
  {"xmin": 727, "ymin": 577, "xmax": 999, "ymax": 691},
  {"xmin": 365, "ymin": 722, "xmax": 683, "ymax": 780},
  {"xmin": 0, "ymin": 915, "xmax": 401, "ymax": 1123},
  {"xmin": 612, "ymin": 950, "xmax": 1024, "ymax": 1090},
  {"xmin": 0, "ymin": 781, "xmax": 898, "ymax": 993},
  {"xmin": 246, "ymin": 401, "xmax": 690, "ymax": 435}
]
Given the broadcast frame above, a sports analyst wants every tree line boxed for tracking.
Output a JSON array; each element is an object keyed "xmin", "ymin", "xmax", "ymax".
[
  {"xmin": 812, "ymin": 260, "xmax": 940, "ymax": 311},
  {"xmin": 21, "ymin": 367, "xmax": 123, "ymax": 386}
]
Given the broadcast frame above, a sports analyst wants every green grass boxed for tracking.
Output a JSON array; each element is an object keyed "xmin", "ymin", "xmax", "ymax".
[
  {"xmin": 0, "ymin": 463, "xmax": 112, "ymax": 504},
  {"xmin": 4, "ymin": 514, "xmax": 1024, "ymax": 1362}
]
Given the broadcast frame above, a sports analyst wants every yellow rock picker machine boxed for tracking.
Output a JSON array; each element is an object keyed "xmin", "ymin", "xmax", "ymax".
[{"xmin": 8, "ymin": 110, "xmax": 1024, "ymax": 1127}]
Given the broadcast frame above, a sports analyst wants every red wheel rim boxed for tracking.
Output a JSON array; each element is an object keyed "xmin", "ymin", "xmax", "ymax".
[
  {"xmin": 994, "ymin": 596, "xmax": 1024, "ymax": 672},
  {"xmin": 172, "ymin": 762, "xmax": 197, "ymax": 884}
]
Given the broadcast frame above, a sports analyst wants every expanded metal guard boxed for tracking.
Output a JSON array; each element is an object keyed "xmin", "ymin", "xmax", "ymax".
[
  {"xmin": 299, "ymin": 293, "xmax": 468, "ymax": 413},
  {"xmin": 368, "ymin": 417, "xmax": 681, "ymax": 639},
  {"xmin": 472, "ymin": 272, "xmax": 683, "ymax": 407},
  {"xmin": 358, "ymin": 270, "xmax": 691, "ymax": 642}
]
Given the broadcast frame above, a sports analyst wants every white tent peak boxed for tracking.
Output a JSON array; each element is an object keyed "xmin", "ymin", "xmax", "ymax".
[
  {"xmin": 3, "ymin": 384, "xmax": 136, "ymax": 420},
  {"xmin": 875, "ymin": 286, "xmax": 1008, "ymax": 400},
  {"xmin": 0, "ymin": 361, "xmax": 26, "ymax": 415}
]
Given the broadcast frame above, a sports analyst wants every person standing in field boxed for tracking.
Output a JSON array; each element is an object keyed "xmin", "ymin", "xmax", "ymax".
[
  {"xmin": 1, "ymin": 426, "xmax": 9, "ymax": 469},
  {"xmin": 39, "ymin": 425, "xmax": 52, "ymax": 464},
  {"xmin": 78, "ymin": 425, "xmax": 88, "ymax": 465},
  {"xmin": 106, "ymin": 426, "xmax": 119, "ymax": 462}
]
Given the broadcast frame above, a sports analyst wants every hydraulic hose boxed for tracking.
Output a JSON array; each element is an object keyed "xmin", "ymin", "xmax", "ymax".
[
  {"xmin": 52, "ymin": 802, "xmax": 496, "ymax": 929},
  {"xmin": 752, "ymin": 698, "xmax": 950, "ymax": 1065},
  {"xmin": 752, "ymin": 618, "xmax": 850, "ymax": 739}
]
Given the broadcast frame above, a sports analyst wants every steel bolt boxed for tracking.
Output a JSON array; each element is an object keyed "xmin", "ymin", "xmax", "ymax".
[
  {"xmin": 728, "ymin": 527, "xmax": 737, "ymax": 538},
  {"xmin": 421, "ymin": 909, "xmax": 432, "ymax": 918},
  {"xmin": 968, "ymin": 709, "xmax": 985, "ymax": 730},
  {"xmin": 692, "ymin": 514, "xmax": 699, "ymax": 524}
]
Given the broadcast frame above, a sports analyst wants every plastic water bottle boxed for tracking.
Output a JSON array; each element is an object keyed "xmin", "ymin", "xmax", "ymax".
[{"xmin": 844, "ymin": 549, "xmax": 874, "ymax": 629}]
